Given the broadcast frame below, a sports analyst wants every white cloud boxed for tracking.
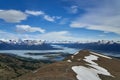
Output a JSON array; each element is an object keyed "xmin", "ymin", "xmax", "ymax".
[
  {"xmin": 65, "ymin": 5, "xmax": 78, "ymax": 14},
  {"xmin": 25, "ymin": 10, "xmax": 44, "ymax": 16},
  {"xmin": 39, "ymin": 31, "xmax": 76, "ymax": 41},
  {"xmin": 70, "ymin": 0, "xmax": 120, "ymax": 34},
  {"xmin": 0, "ymin": 30, "xmax": 120, "ymax": 41},
  {"xmin": 43, "ymin": 15, "xmax": 55, "ymax": 22},
  {"xmin": 16, "ymin": 25, "xmax": 45, "ymax": 33},
  {"xmin": 0, "ymin": 10, "xmax": 27, "ymax": 23},
  {"xmin": 70, "ymin": 6, "xmax": 78, "ymax": 14},
  {"xmin": 25, "ymin": 10, "xmax": 61, "ymax": 22}
]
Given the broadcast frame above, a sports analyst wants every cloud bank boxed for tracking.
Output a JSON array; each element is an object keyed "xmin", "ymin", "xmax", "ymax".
[
  {"xmin": 0, "ymin": 10, "xmax": 27, "ymax": 23},
  {"xmin": 0, "ymin": 30, "xmax": 82, "ymax": 41},
  {"xmin": 70, "ymin": 0, "xmax": 120, "ymax": 34}
]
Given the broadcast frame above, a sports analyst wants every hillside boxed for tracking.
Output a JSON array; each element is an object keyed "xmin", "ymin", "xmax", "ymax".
[
  {"xmin": 0, "ymin": 54, "xmax": 53, "ymax": 80},
  {"xmin": 16, "ymin": 50, "xmax": 120, "ymax": 80}
]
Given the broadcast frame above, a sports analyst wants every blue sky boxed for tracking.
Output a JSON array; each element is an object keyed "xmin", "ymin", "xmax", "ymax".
[{"xmin": 0, "ymin": 0, "xmax": 120, "ymax": 41}]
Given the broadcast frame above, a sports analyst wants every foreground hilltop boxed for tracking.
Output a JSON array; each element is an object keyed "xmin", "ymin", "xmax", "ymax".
[{"xmin": 16, "ymin": 50, "xmax": 120, "ymax": 80}]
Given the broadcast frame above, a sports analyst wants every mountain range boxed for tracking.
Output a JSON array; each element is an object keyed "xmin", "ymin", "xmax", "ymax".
[
  {"xmin": 0, "ymin": 40, "xmax": 120, "ymax": 51},
  {"xmin": 0, "ymin": 40, "xmax": 58, "ymax": 50}
]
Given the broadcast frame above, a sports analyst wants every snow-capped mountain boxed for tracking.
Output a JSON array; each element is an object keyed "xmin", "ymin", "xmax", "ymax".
[
  {"xmin": 16, "ymin": 50, "xmax": 120, "ymax": 80},
  {"xmin": 0, "ymin": 39, "xmax": 120, "ymax": 45},
  {"xmin": 0, "ymin": 39, "xmax": 44, "ymax": 45},
  {"xmin": 0, "ymin": 40, "xmax": 59, "ymax": 50},
  {"xmin": 0, "ymin": 40, "xmax": 120, "ymax": 50}
]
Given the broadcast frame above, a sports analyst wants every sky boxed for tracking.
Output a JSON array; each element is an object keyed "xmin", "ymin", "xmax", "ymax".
[{"xmin": 0, "ymin": 0, "xmax": 120, "ymax": 41}]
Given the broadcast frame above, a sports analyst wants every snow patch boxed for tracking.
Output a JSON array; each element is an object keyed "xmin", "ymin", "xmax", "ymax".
[
  {"xmin": 90, "ymin": 52, "xmax": 112, "ymax": 59},
  {"xmin": 83, "ymin": 54, "xmax": 98, "ymax": 65},
  {"xmin": 72, "ymin": 66, "xmax": 101, "ymax": 80},
  {"xmin": 88, "ymin": 64, "xmax": 112, "ymax": 76},
  {"xmin": 74, "ymin": 51, "xmax": 79, "ymax": 55},
  {"xmin": 67, "ymin": 60, "xmax": 72, "ymax": 62},
  {"xmin": 72, "ymin": 54, "xmax": 113, "ymax": 80},
  {"xmin": 33, "ymin": 69, "xmax": 39, "ymax": 73}
]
